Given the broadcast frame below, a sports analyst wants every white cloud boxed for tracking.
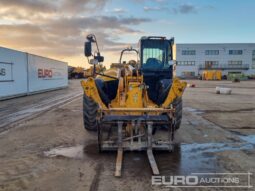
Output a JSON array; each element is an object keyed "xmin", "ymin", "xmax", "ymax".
[{"xmin": 0, "ymin": 0, "xmax": 151, "ymax": 61}]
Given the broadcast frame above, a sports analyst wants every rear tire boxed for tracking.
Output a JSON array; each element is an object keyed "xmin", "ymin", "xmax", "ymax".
[
  {"xmin": 172, "ymin": 97, "xmax": 183, "ymax": 130},
  {"xmin": 83, "ymin": 94, "xmax": 98, "ymax": 131}
]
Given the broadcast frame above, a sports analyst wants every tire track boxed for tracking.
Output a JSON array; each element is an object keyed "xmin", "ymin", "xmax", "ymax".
[{"xmin": 0, "ymin": 93, "xmax": 83, "ymax": 134}]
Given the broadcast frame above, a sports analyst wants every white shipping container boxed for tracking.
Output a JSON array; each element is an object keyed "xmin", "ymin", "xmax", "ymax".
[
  {"xmin": 0, "ymin": 47, "xmax": 28, "ymax": 99},
  {"xmin": 28, "ymin": 54, "xmax": 68, "ymax": 93},
  {"xmin": 0, "ymin": 47, "xmax": 68, "ymax": 100}
]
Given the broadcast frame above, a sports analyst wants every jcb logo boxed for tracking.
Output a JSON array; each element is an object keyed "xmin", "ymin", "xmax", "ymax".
[
  {"xmin": 38, "ymin": 69, "xmax": 52, "ymax": 78},
  {"xmin": 0, "ymin": 68, "xmax": 6, "ymax": 76}
]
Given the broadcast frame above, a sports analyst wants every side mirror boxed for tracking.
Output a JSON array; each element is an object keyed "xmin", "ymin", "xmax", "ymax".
[{"xmin": 84, "ymin": 41, "xmax": 92, "ymax": 57}]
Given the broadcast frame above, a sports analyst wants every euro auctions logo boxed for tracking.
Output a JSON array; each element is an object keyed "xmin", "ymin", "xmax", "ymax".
[
  {"xmin": 152, "ymin": 172, "xmax": 253, "ymax": 188},
  {"xmin": 152, "ymin": 175, "xmax": 198, "ymax": 187},
  {"xmin": 38, "ymin": 68, "xmax": 52, "ymax": 78}
]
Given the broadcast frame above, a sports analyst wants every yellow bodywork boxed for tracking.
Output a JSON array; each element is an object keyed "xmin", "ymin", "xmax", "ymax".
[
  {"xmin": 161, "ymin": 78, "xmax": 187, "ymax": 108},
  {"xmin": 81, "ymin": 67, "xmax": 187, "ymax": 115},
  {"xmin": 81, "ymin": 77, "xmax": 108, "ymax": 109}
]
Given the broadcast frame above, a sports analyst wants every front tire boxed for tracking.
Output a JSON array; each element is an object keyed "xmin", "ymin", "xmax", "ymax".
[{"xmin": 83, "ymin": 94, "xmax": 98, "ymax": 131}]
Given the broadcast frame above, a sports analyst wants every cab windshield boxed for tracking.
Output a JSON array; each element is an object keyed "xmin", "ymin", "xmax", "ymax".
[{"xmin": 141, "ymin": 40, "xmax": 170, "ymax": 69}]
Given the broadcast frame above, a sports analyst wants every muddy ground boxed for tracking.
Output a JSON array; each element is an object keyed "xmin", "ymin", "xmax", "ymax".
[{"xmin": 0, "ymin": 79, "xmax": 254, "ymax": 191}]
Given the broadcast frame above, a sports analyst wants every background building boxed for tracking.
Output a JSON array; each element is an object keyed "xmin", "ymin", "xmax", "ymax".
[{"xmin": 176, "ymin": 43, "xmax": 255, "ymax": 78}]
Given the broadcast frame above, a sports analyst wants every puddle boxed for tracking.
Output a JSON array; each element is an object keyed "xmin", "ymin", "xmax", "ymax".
[
  {"xmin": 184, "ymin": 107, "xmax": 204, "ymax": 114},
  {"xmin": 156, "ymin": 144, "xmax": 217, "ymax": 175},
  {"xmin": 230, "ymin": 131, "xmax": 255, "ymax": 145},
  {"xmin": 156, "ymin": 142, "xmax": 253, "ymax": 175},
  {"xmin": 44, "ymin": 141, "xmax": 254, "ymax": 176},
  {"xmin": 239, "ymin": 135, "xmax": 255, "ymax": 145},
  {"xmin": 44, "ymin": 143, "xmax": 109, "ymax": 160},
  {"xmin": 44, "ymin": 145, "xmax": 84, "ymax": 159},
  {"xmin": 182, "ymin": 142, "xmax": 253, "ymax": 152}
]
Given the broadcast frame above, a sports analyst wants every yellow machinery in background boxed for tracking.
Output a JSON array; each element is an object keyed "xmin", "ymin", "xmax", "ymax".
[
  {"xmin": 84, "ymin": 65, "xmax": 106, "ymax": 78},
  {"xmin": 81, "ymin": 34, "xmax": 186, "ymax": 176},
  {"xmin": 202, "ymin": 70, "xmax": 222, "ymax": 80}
]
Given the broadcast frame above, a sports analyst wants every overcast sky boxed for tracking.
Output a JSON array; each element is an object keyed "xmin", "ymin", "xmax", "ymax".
[{"xmin": 0, "ymin": 0, "xmax": 254, "ymax": 67}]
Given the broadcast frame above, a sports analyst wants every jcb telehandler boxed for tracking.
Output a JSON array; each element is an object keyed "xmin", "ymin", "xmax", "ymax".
[{"xmin": 81, "ymin": 34, "xmax": 186, "ymax": 176}]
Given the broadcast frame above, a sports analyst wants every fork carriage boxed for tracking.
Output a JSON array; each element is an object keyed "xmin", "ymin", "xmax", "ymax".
[{"xmin": 97, "ymin": 108, "xmax": 176, "ymax": 176}]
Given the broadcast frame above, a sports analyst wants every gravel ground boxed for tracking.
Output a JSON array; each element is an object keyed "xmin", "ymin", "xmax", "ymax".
[{"xmin": 0, "ymin": 79, "xmax": 254, "ymax": 191}]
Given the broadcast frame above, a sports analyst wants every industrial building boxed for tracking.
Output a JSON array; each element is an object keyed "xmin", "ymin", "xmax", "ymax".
[{"xmin": 176, "ymin": 43, "xmax": 255, "ymax": 78}]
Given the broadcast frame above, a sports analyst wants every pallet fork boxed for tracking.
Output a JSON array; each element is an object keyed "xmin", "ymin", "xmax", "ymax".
[{"xmin": 97, "ymin": 108, "xmax": 175, "ymax": 177}]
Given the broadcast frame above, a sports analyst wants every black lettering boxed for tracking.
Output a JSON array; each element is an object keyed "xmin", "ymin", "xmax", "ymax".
[{"xmin": 0, "ymin": 68, "xmax": 6, "ymax": 76}]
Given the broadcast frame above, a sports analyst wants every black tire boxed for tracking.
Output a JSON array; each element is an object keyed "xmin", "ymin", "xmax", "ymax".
[
  {"xmin": 83, "ymin": 94, "xmax": 98, "ymax": 131},
  {"xmin": 172, "ymin": 97, "xmax": 183, "ymax": 130}
]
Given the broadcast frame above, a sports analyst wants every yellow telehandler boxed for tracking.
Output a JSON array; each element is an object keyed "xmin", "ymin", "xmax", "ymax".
[{"xmin": 81, "ymin": 34, "xmax": 186, "ymax": 176}]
